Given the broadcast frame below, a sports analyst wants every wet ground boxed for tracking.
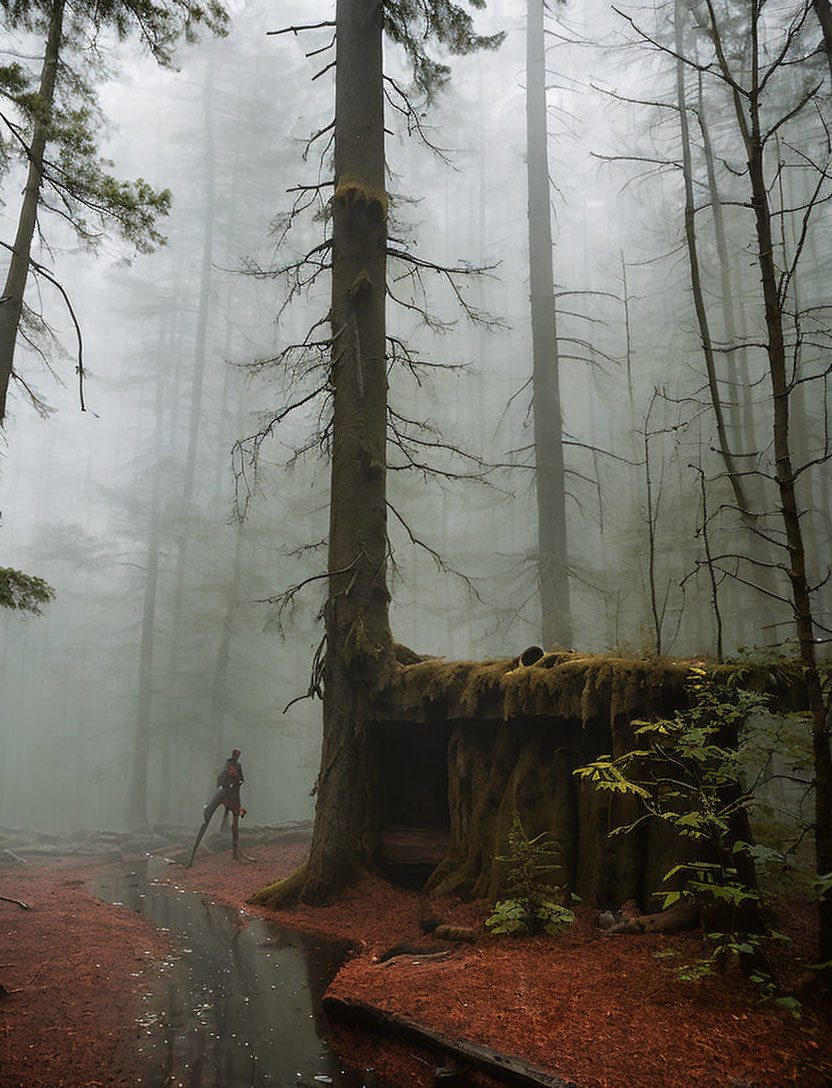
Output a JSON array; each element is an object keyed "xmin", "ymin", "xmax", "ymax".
[{"xmin": 93, "ymin": 857, "xmax": 384, "ymax": 1088}]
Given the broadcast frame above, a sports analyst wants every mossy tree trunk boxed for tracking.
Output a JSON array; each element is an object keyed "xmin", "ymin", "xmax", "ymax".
[
  {"xmin": 428, "ymin": 715, "xmax": 654, "ymax": 908},
  {"xmin": 282, "ymin": 0, "xmax": 393, "ymax": 903}
]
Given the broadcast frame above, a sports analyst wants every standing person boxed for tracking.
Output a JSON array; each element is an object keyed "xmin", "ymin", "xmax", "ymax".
[{"xmin": 187, "ymin": 748, "xmax": 247, "ymax": 867}]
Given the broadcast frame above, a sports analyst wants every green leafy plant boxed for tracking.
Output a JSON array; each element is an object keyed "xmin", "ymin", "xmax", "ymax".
[
  {"xmin": 576, "ymin": 669, "xmax": 766, "ymax": 897},
  {"xmin": 576, "ymin": 669, "xmax": 775, "ymax": 969},
  {"xmin": 485, "ymin": 811, "xmax": 574, "ymax": 937},
  {"xmin": 575, "ymin": 666, "xmax": 820, "ymax": 1009}
]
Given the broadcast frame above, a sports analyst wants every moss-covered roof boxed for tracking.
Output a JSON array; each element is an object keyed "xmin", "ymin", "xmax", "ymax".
[{"xmin": 371, "ymin": 646, "xmax": 817, "ymax": 728}]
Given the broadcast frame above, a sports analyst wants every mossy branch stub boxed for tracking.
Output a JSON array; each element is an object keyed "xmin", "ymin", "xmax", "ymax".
[{"xmin": 334, "ymin": 176, "xmax": 388, "ymax": 220}]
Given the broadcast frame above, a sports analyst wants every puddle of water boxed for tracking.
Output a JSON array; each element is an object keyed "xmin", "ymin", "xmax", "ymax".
[{"xmin": 93, "ymin": 857, "xmax": 386, "ymax": 1088}]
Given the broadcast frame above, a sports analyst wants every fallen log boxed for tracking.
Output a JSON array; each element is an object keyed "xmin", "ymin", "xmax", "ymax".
[
  {"xmin": 322, "ymin": 995, "xmax": 576, "ymax": 1088},
  {"xmin": 599, "ymin": 900, "xmax": 699, "ymax": 935}
]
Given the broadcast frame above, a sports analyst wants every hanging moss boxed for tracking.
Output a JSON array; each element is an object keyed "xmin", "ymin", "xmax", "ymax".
[
  {"xmin": 343, "ymin": 613, "xmax": 385, "ymax": 675},
  {"xmin": 371, "ymin": 650, "xmax": 820, "ymax": 729},
  {"xmin": 374, "ymin": 651, "xmax": 690, "ymax": 730}
]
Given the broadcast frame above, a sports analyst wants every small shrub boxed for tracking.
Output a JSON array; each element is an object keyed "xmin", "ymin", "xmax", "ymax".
[{"xmin": 485, "ymin": 811, "xmax": 574, "ymax": 937}]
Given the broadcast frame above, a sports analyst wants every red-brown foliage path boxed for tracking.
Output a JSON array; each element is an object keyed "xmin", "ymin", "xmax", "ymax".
[{"xmin": 2, "ymin": 842, "xmax": 830, "ymax": 1088}]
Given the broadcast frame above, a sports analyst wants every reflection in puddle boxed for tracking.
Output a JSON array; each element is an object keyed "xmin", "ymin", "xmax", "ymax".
[{"xmin": 93, "ymin": 857, "xmax": 381, "ymax": 1088}]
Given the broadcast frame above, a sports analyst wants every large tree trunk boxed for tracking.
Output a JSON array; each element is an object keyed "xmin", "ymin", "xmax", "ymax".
[
  {"xmin": 0, "ymin": 0, "xmax": 64, "ymax": 423},
  {"xmin": 727, "ymin": 34, "xmax": 832, "ymax": 968},
  {"xmin": 288, "ymin": 0, "xmax": 393, "ymax": 903},
  {"xmin": 526, "ymin": 0, "xmax": 571, "ymax": 649}
]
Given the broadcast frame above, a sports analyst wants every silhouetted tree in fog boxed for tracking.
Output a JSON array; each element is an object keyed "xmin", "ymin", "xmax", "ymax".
[
  {"xmin": 625, "ymin": 0, "xmax": 832, "ymax": 975},
  {"xmin": 526, "ymin": 0, "xmax": 572, "ymax": 649}
]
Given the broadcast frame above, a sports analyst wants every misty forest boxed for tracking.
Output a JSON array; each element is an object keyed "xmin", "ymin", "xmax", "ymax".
[{"xmin": 2, "ymin": 0, "xmax": 832, "ymax": 1082}]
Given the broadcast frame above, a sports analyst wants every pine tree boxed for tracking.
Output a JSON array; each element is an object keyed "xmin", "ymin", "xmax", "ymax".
[{"xmin": 0, "ymin": 0, "xmax": 228, "ymax": 422}]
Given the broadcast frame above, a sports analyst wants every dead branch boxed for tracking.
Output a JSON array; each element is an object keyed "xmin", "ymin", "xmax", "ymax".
[
  {"xmin": 0, "ymin": 242, "xmax": 86, "ymax": 412},
  {"xmin": 306, "ymin": 34, "xmax": 335, "ymax": 59},
  {"xmin": 387, "ymin": 501, "xmax": 483, "ymax": 600},
  {"xmin": 386, "ymin": 335, "xmax": 472, "ymax": 381},
  {"xmin": 383, "ymin": 76, "xmax": 452, "ymax": 160},
  {"xmin": 312, "ymin": 60, "xmax": 336, "ymax": 82},
  {"xmin": 260, "ymin": 553, "xmax": 364, "ymax": 635},
  {"xmin": 304, "ymin": 119, "xmax": 335, "ymax": 161},
  {"xmin": 0, "ymin": 894, "xmax": 29, "ymax": 909},
  {"xmin": 232, "ymin": 381, "xmax": 329, "ymax": 518},
  {"xmin": 267, "ymin": 21, "xmax": 336, "ymax": 36},
  {"xmin": 283, "ymin": 634, "xmax": 326, "ymax": 712},
  {"xmin": 612, "ymin": 5, "xmax": 738, "ymax": 90}
]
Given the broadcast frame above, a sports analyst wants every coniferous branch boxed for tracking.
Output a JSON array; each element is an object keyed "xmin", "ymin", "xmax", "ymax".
[
  {"xmin": 0, "ymin": 566, "xmax": 54, "ymax": 612},
  {"xmin": 383, "ymin": 0, "xmax": 504, "ymax": 101}
]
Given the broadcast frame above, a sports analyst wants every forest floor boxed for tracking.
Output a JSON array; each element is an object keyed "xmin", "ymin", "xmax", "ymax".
[{"xmin": 1, "ymin": 828, "xmax": 830, "ymax": 1088}]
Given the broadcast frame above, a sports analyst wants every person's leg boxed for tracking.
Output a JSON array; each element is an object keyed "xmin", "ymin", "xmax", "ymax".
[
  {"xmin": 188, "ymin": 796, "xmax": 220, "ymax": 868},
  {"xmin": 203, "ymin": 791, "xmax": 222, "ymax": 826},
  {"xmin": 231, "ymin": 809, "xmax": 240, "ymax": 859}
]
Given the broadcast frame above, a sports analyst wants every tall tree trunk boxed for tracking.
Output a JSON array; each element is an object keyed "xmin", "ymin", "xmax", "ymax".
[
  {"xmin": 620, "ymin": 251, "xmax": 634, "ymax": 417},
  {"xmin": 526, "ymin": 0, "xmax": 571, "ymax": 649},
  {"xmin": 695, "ymin": 72, "xmax": 782, "ymax": 645},
  {"xmin": 127, "ymin": 338, "xmax": 167, "ymax": 829},
  {"xmin": 723, "ymin": 5, "xmax": 832, "ymax": 967},
  {"xmin": 696, "ymin": 73, "xmax": 750, "ymax": 452},
  {"xmin": 0, "ymin": 0, "xmax": 64, "ymax": 423},
  {"xmin": 158, "ymin": 60, "xmax": 217, "ymax": 821},
  {"xmin": 209, "ymin": 530, "xmax": 242, "ymax": 768},
  {"xmin": 674, "ymin": 0, "xmax": 747, "ymax": 513},
  {"xmin": 297, "ymin": 0, "xmax": 392, "ymax": 902}
]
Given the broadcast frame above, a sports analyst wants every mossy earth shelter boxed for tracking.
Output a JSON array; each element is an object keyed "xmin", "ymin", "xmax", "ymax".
[{"xmin": 367, "ymin": 646, "xmax": 804, "ymax": 910}]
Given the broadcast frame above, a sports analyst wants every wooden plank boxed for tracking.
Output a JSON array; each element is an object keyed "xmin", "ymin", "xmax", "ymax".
[
  {"xmin": 381, "ymin": 825, "xmax": 449, "ymax": 864},
  {"xmin": 322, "ymin": 995, "xmax": 577, "ymax": 1088}
]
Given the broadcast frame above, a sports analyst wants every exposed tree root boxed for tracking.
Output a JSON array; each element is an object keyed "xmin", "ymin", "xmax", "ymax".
[{"xmin": 248, "ymin": 858, "xmax": 309, "ymax": 910}]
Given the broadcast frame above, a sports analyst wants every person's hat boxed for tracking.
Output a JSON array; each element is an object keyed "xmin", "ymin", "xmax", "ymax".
[{"xmin": 231, "ymin": 748, "xmax": 241, "ymax": 758}]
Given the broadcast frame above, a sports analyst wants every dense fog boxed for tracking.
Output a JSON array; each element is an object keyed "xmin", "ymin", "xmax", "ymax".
[{"xmin": 1, "ymin": 0, "xmax": 829, "ymax": 832}]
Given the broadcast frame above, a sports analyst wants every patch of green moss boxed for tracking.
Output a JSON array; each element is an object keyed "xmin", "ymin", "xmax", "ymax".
[
  {"xmin": 334, "ymin": 176, "xmax": 388, "ymax": 219},
  {"xmin": 375, "ymin": 651, "xmax": 816, "ymax": 728},
  {"xmin": 248, "ymin": 859, "xmax": 308, "ymax": 910}
]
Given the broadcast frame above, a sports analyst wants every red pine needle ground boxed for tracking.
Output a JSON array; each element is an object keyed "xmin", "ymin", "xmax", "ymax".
[{"xmin": 1, "ymin": 843, "xmax": 829, "ymax": 1088}]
